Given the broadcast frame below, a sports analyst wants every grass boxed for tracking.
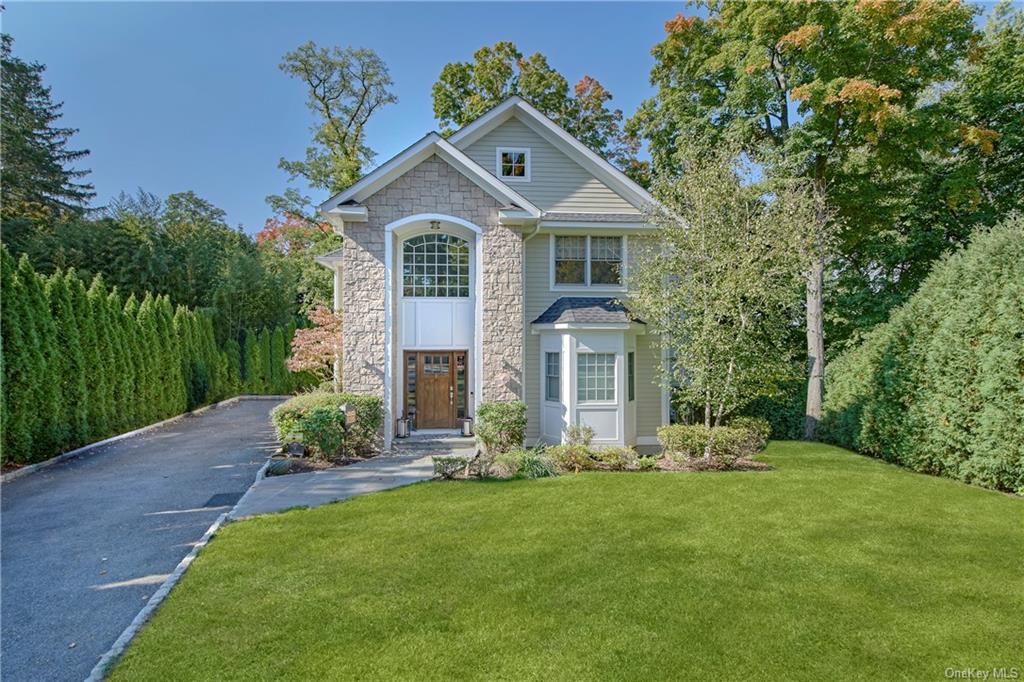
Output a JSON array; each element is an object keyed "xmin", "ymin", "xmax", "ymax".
[{"xmin": 111, "ymin": 442, "xmax": 1022, "ymax": 681}]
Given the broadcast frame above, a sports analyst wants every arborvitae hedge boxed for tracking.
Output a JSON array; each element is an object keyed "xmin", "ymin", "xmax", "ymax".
[
  {"xmin": 821, "ymin": 217, "xmax": 1024, "ymax": 492},
  {"xmin": 0, "ymin": 249, "xmax": 304, "ymax": 467}
]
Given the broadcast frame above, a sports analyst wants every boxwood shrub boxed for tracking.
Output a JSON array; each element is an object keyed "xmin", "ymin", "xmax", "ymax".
[
  {"xmin": 820, "ymin": 217, "xmax": 1024, "ymax": 492},
  {"xmin": 271, "ymin": 392, "xmax": 383, "ymax": 458}
]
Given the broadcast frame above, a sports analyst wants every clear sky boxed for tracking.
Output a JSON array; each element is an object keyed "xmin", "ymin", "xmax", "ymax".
[{"xmin": 4, "ymin": 1, "xmax": 682, "ymax": 233}]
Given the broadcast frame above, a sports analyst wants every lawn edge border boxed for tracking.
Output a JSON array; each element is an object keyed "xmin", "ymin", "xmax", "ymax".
[
  {"xmin": 1, "ymin": 395, "xmax": 289, "ymax": 484},
  {"xmin": 84, "ymin": 447, "xmax": 276, "ymax": 681},
  {"xmin": 83, "ymin": 510, "xmax": 230, "ymax": 682}
]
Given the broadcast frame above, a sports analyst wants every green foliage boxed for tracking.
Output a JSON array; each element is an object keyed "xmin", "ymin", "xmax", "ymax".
[
  {"xmin": 727, "ymin": 416, "xmax": 771, "ymax": 452},
  {"xmin": 629, "ymin": 145, "xmax": 821, "ymax": 426},
  {"xmin": 595, "ymin": 446, "xmax": 639, "ymax": 471},
  {"xmin": 564, "ymin": 423, "xmax": 594, "ymax": 448},
  {"xmin": 637, "ymin": 455, "xmax": 659, "ymax": 471},
  {"xmin": 0, "ymin": 252, "xmax": 303, "ymax": 466},
  {"xmin": 497, "ymin": 448, "xmax": 557, "ymax": 479},
  {"xmin": 267, "ymin": 42, "xmax": 396, "ymax": 221},
  {"xmin": 657, "ymin": 424, "xmax": 756, "ymax": 467},
  {"xmin": 270, "ymin": 392, "xmax": 384, "ymax": 458},
  {"xmin": 546, "ymin": 443, "xmax": 597, "ymax": 474},
  {"xmin": 821, "ymin": 217, "xmax": 1024, "ymax": 492},
  {"xmin": 739, "ymin": 380, "xmax": 806, "ymax": 440},
  {"xmin": 258, "ymin": 329, "xmax": 273, "ymax": 394},
  {"xmin": 432, "ymin": 455, "xmax": 473, "ymax": 480},
  {"xmin": 474, "ymin": 400, "xmax": 528, "ymax": 477},
  {"xmin": 0, "ymin": 35, "xmax": 93, "ymax": 221},
  {"xmin": 270, "ymin": 327, "xmax": 286, "ymax": 393}
]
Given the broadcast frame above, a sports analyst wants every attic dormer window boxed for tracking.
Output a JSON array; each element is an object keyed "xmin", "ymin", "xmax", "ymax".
[{"xmin": 497, "ymin": 147, "xmax": 530, "ymax": 182}]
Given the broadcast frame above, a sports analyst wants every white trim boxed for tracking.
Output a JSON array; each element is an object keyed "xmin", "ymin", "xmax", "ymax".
[
  {"xmin": 548, "ymin": 233, "xmax": 628, "ymax": 293},
  {"xmin": 319, "ymin": 134, "xmax": 541, "ymax": 218},
  {"xmin": 540, "ymin": 220, "xmax": 653, "ymax": 230},
  {"xmin": 325, "ymin": 205, "xmax": 367, "ymax": 222},
  {"xmin": 384, "ymin": 214, "xmax": 485, "ymax": 449},
  {"xmin": 448, "ymin": 96, "xmax": 658, "ymax": 213},
  {"xmin": 532, "ymin": 322, "xmax": 643, "ymax": 333},
  {"xmin": 495, "ymin": 146, "xmax": 531, "ymax": 183}
]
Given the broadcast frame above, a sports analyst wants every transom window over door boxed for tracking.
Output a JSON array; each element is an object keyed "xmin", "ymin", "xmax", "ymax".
[
  {"xmin": 402, "ymin": 233, "xmax": 470, "ymax": 297},
  {"xmin": 553, "ymin": 235, "xmax": 624, "ymax": 287}
]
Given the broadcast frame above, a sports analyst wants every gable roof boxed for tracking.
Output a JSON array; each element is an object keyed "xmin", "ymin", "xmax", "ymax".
[
  {"xmin": 532, "ymin": 296, "xmax": 644, "ymax": 326},
  {"xmin": 449, "ymin": 96, "xmax": 655, "ymax": 212},
  {"xmin": 319, "ymin": 96, "xmax": 658, "ymax": 223},
  {"xmin": 318, "ymin": 132, "xmax": 541, "ymax": 218}
]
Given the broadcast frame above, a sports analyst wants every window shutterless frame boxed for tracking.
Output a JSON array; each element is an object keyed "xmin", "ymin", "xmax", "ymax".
[
  {"xmin": 495, "ymin": 147, "xmax": 530, "ymax": 182},
  {"xmin": 544, "ymin": 352, "xmax": 560, "ymax": 402},
  {"xmin": 550, "ymin": 234, "xmax": 626, "ymax": 290}
]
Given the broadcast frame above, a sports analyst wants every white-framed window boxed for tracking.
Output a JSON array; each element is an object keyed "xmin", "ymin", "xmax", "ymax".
[
  {"xmin": 552, "ymin": 235, "xmax": 625, "ymax": 288},
  {"xmin": 544, "ymin": 352, "xmax": 560, "ymax": 402},
  {"xmin": 577, "ymin": 352, "xmax": 616, "ymax": 403},
  {"xmin": 402, "ymin": 233, "xmax": 470, "ymax": 298},
  {"xmin": 496, "ymin": 147, "xmax": 530, "ymax": 182}
]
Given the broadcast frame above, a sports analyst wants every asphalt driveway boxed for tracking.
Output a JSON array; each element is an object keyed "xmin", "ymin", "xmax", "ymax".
[{"xmin": 1, "ymin": 398, "xmax": 283, "ymax": 682}]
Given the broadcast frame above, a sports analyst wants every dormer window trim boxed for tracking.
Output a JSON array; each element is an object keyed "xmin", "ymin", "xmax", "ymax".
[{"xmin": 496, "ymin": 147, "xmax": 531, "ymax": 183}]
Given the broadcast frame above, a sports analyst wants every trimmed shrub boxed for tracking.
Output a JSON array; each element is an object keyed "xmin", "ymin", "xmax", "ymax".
[
  {"xmin": 657, "ymin": 424, "xmax": 709, "ymax": 460},
  {"xmin": 637, "ymin": 455, "xmax": 659, "ymax": 471},
  {"xmin": 738, "ymin": 380, "xmax": 805, "ymax": 440},
  {"xmin": 271, "ymin": 392, "xmax": 384, "ymax": 457},
  {"xmin": 596, "ymin": 446, "xmax": 639, "ymax": 471},
  {"xmin": 498, "ymin": 448, "xmax": 557, "ymax": 479},
  {"xmin": 821, "ymin": 218, "xmax": 1024, "ymax": 492},
  {"xmin": 547, "ymin": 443, "xmax": 598, "ymax": 474},
  {"xmin": 657, "ymin": 424, "xmax": 755, "ymax": 467},
  {"xmin": 433, "ymin": 455, "xmax": 473, "ymax": 479},
  {"xmin": 728, "ymin": 416, "xmax": 771, "ymax": 453},
  {"xmin": 475, "ymin": 401, "xmax": 527, "ymax": 476}
]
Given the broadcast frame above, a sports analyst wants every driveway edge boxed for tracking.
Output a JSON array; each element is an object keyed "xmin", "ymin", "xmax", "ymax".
[
  {"xmin": 1, "ymin": 395, "xmax": 289, "ymax": 484},
  {"xmin": 83, "ymin": 438, "xmax": 278, "ymax": 681}
]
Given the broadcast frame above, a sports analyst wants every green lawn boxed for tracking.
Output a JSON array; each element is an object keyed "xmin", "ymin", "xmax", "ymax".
[{"xmin": 112, "ymin": 442, "xmax": 1022, "ymax": 681}]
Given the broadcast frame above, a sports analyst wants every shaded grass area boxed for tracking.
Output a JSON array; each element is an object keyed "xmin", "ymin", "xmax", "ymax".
[{"xmin": 112, "ymin": 442, "xmax": 1022, "ymax": 681}]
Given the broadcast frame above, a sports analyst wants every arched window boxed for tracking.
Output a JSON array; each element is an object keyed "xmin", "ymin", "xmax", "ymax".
[{"xmin": 402, "ymin": 233, "xmax": 470, "ymax": 298}]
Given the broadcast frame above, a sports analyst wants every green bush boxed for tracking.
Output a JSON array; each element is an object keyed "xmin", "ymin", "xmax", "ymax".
[
  {"xmin": 547, "ymin": 443, "xmax": 597, "ymax": 474},
  {"xmin": 821, "ymin": 218, "xmax": 1024, "ymax": 492},
  {"xmin": 637, "ymin": 455, "xmax": 659, "ymax": 471},
  {"xmin": 270, "ymin": 392, "xmax": 383, "ymax": 458},
  {"xmin": 497, "ymin": 448, "xmax": 558, "ymax": 479},
  {"xmin": 565, "ymin": 423, "xmax": 595, "ymax": 448},
  {"xmin": 657, "ymin": 424, "xmax": 755, "ymax": 466},
  {"xmin": 657, "ymin": 424, "xmax": 709, "ymax": 460},
  {"xmin": 475, "ymin": 401, "xmax": 527, "ymax": 476},
  {"xmin": 596, "ymin": 446, "xmax": 639, "ymax": 471},
  {"xmin": 728, "ymin": 416, "xmax": 771, "ymax": 453},
  {"xmin": 738, "ymin": 380, "xmax": 805, "ymax": 440},
  {"xmin": 432, "ymin": 455, "xmax": 473, "ymax": 479}
]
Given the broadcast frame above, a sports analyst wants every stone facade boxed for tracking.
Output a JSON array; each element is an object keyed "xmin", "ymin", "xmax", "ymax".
[{"xmin": 341, "ymin": 154, "xmax": 524, "ymax": 411}]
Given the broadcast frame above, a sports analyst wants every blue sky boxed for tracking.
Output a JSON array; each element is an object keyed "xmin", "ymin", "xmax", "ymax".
[{"xmin": 4, "ymin": 2, "xmax": 682, "ymax": 233}]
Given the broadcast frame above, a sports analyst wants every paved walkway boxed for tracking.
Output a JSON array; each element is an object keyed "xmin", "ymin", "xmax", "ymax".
[
  {"xmin": 230, "ymin": 434, "xmax": 475, "ymax": 519},
  {"xmin": 0, "ymin": 398, "xmax": 284, "ymax": 682},
  {"xmin": 230, "ymin": 455, "xmax": 435, "ymax": 518}
]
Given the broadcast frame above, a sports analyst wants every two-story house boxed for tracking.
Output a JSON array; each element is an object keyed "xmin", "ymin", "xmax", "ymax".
[{"xmin": 316, "ymin": 96, "xmax": 668, "ymax": 452}]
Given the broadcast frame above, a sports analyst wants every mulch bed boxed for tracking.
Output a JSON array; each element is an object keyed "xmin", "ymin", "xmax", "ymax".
[{"xmin": 267, "ymin": 455, "xmax": 369, "ymax": 476}]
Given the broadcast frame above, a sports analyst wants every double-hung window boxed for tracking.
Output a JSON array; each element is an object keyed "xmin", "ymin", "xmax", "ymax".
[
  {"xmin": 553, "ymin": 235, "xmax": 624, "ymax": 287},
  {"xmin": 577, "ymin": 353, "xmax": 616, "ymax": 403},
  {"xmin": 544, "ymin": 352, "xmax": 560, "ymax": 402}
]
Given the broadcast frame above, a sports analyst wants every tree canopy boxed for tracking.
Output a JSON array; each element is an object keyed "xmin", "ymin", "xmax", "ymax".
[
  {"xmin": 1, "ymin": 35, "xmax": 94, "ymax": 221},
  {"xmin": 432, "ymin": 41, "xmax": 636, "ymax": 167}
]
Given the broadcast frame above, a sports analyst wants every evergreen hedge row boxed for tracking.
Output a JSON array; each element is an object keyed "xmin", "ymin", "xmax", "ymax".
[
  {"xmin": 1, "ymin": 248, "xmax": 307, "ymax": 466},
  {"xmin": 820, "ymin": 217, "xmax": 1024, "ymax": 492}
]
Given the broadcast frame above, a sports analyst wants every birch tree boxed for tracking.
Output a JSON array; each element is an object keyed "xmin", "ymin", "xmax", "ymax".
[{"xmin": 629, "ymin": 146, "xmax": 823, "ymax": 432}]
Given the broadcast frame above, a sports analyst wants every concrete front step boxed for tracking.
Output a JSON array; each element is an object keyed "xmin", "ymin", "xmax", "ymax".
[{"xmin": 392, "ymin": 435, "xmax": 477, "ymax": 456}]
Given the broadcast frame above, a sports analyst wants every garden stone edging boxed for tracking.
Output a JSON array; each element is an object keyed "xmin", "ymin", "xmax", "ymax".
[
  {"xmin": 0, "ymin": 395, "xmax": 289, "ymax": 484},
  {"xmin": 82, "ymin": 422, "xmax": 278, "ymax": 681}
]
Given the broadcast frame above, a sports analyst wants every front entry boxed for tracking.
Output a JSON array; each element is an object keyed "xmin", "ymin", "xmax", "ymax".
[{"xmin": 404, "ymin": 351, "xmax": 468, "ymax": 429}]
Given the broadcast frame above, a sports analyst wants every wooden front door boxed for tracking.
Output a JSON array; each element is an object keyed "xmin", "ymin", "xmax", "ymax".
[{"xmin": 405, "ymin": 351, "xmax": 467, "ymax": 429}]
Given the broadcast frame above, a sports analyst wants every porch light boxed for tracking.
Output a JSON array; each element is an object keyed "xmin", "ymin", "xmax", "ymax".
[{"xmin": 429, "ymin": 219, "xmax": 441, "ymax": 230}]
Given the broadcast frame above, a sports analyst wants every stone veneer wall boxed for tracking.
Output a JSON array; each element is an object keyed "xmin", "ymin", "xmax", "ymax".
[{"xmin": 340, "ymin": 154, "xmax": 524, "ymax": 411}]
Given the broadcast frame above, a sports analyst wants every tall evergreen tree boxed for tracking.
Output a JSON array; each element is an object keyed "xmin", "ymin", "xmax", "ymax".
[
  {"xmin": 87, "ymin": 275, "xmax": 115, "ymax": 438},
  {"xmin": 106, "ymin": 290, "xmax": 137, "ymax": 430},
  {"xmin": 223, "ymin": 339, "xmax": 242, "ymax": 396},
  {"xmin": 241, "ymin": 329, "xmax": 261, "ymax": 393},
  {"xmin": 0, "ymin": 35, "xmax": 93, "ymax": 221},
  {"xmin": 1, "ymin": 249, "xmax": 37, "ymax": 461},
  {"xmin": 270, "ymin": 327, "xmax": 286, "ymax": 393},
  {"xmin": 122, "ymin": 294, "xmax": 147, "ymax": 429},
  {"xmin": 47, "ymin": 272, "xmax": 89, "ymax": 447},
  {"xmin": 259, "ymin": 329, "xmax": 273, "ymax": 395},
  {"xmin": 135, "ymin": 294, "xmax": 161, "ymax": 423},
  {"xmin": 66, "ymin": 271, "xmax": 99, "ymax": 441},
  {"xmin": 18, "ymin": 255, "xmax": 64, "ymax": 453}
]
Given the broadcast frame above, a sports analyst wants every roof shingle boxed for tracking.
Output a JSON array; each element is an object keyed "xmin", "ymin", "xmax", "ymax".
[{"xmin": 532, "ymin": 297, "xmax": 643, "ymax": 326}]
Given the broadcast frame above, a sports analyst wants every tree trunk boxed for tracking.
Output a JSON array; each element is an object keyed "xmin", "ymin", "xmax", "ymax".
[
  {"xmin": 804, "ymin": 254, "xmax": 825, "ymax": 440},
  {"xmin": 704, "ymin": 397, "xmax": 713, "ymax": 463}
]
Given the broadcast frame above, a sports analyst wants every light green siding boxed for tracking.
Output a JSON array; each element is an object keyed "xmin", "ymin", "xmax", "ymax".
[
  {"xmin": 462, "ymin": 117, "xmax": 640, "ymax": 214},
  {"xmin": 522, "ymin": 231, "xmax": 664, "ymax": 442}
]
